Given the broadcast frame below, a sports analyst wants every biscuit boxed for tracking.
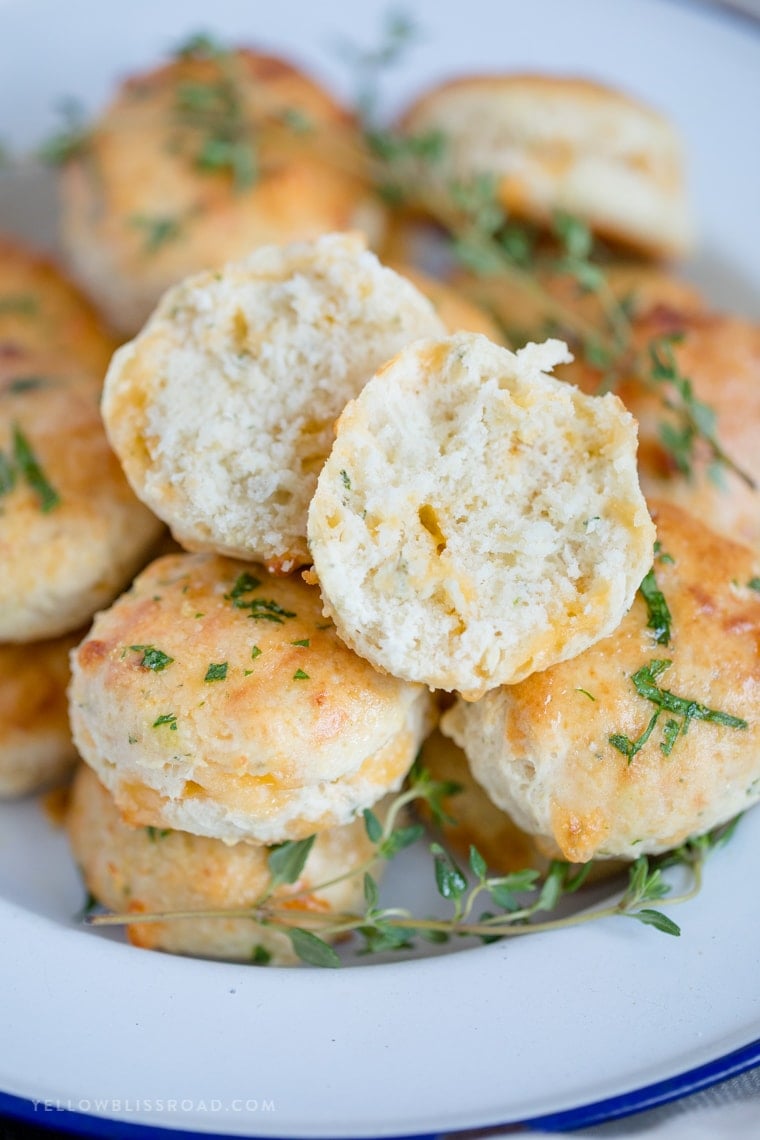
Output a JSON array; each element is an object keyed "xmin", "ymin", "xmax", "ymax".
[
  {"xmin": 308, "ymin": 332, "xmax": 655, "ymax": 697},
  {"xmin": 0, "ymin": 352, "xmax": 163, "ymax": 641},
  {"xmin": 388, "ymin": 263, "xmax": 504, "ymax": 341},
  {"xmin": 454, "ymin": 262, "xmax": 703, "ymax": 349},
  {"xmin": 67, "ymin": 765, "xmax": 389, "ymax": 963},
  {"xmin": 400, "ymin": 74, "xmax": 693, "ymax": 259},
  {"xmin": 0, "ymin": 632, "xmax": 80, "ymax": 798},
  {"xmin": 0, "ymin": 235, "xmax": 117, "ymax": 375},
  {"xmin": 102, "ymin": 233, "xmax": 446, "ymax": 570},
  {"xmin": 441, "ymin": 501, "xmax": 760, "ymax": 862},
  {"xmin": 567, "ymin": 309, "xmax": 760, "ymax": 549},
  {"xmin": 69, "ymin": 552, "xmax": 433, "ymax": 844},
  {"xmin": 58, "ymin": 44, "xmax": 385, "ymax": 335}
]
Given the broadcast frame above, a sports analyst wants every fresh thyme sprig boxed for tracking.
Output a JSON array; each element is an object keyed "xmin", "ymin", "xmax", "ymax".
[
  {"xmin": 38, "ymin": 97, "xmax": 91, "ymax": 165},
  {"xmin": 331, "ymin": 15, "xmax": 754, "ymax": 492},
  {"xmin": 86, "ymin": 765, "xmax": 741, "ymax": 964},
  {"xmin": 609, "ymin": 658, "xmax": 748, "ymax": 762},
  {"xmin": 171, "ymin": 37, "xmax": 258, "ymax": 192}
]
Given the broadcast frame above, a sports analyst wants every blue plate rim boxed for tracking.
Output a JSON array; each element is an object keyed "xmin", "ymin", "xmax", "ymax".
[
  {"xmin": 1, "ymin": 1, "xmax": 759, "ymax": 1138},
  {"xmin": 2, "ymin": 1035, "xmax": 760, "ymax": 1138}
]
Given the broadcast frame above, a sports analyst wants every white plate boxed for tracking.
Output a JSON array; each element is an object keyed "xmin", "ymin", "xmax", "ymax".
[{"xmin": 1, "ymin": 0, "xmax": 760, "ymax": 1135}]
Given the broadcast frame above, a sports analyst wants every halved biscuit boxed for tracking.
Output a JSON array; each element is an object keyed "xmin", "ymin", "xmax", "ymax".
[
  {"xmin": 308, "ymin": 332, "xmax": 654, "ymax": 697},
  {"xmin": 102, "ymin": 233, "xmax": 446, "ymax": 571}
]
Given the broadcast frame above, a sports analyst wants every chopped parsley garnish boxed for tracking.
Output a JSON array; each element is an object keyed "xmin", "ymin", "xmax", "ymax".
[
  {"xmin": 172, "ymin": 42, "xmax": 258, "ymax": 191},
  {"xmin": 204, "ymin": 662, "xmax": 228, "ymax": 682},
  {"xmin": 251, "ymin": 945, "xmax": 272, "ymax": 965},
  {"xmin": 0, "ymin": 451, "xmax": 16, "ymax": 497},
  {"xmin": 293, "ymin": 668, "xmax": 310, "ymax": 681},
  {"xmin": 146, "ymin": 827, "xmax": 172, "ymax": 841},
  {"xmin": 291, "ymin": 638, "xmax": 310, "ymax": 648},
  {"xmin": 6, "ymin": 376, "xmax": 49, "ymax": 395},
  {"xmin": 11, "ymin": 424, "xmax": 60, "ymax": 512},
  {"xmin": 129, "ymin": 645, "xmax": 174, "ymax": 671},
  {"xmin": 0, "ymin": 294, "xmax": 38, "ymax": 317},
  {"xmin": 130, "ymin": 213, "xmax": 183, "ymax": 254},
  {"xmin": 575, "ymin": 688, "xmax": 596, "ymax": 701},
  {"xmin": 609, "ymin": 659, "xmax": 747, "ymax": 763},
  {"xmin": 748, "ymin": 578, "xmax": 760, "ymax": 593},
  {"xmin": 340, "ymin": 469, "xmax": 351, "ymax": 490},
  {"xmin": 242, "ymin": 598, "xmax": 296, "ymax": 624},
  {"xmin": 152, "ymin": 713, "xmax": 178, "ymax": 731},
  {"xmin": 654, "ymin": 540, "xmax": 675, "ymax": 566},
  {"xmin": 639, "ymin": 566, "xmax": 672, "ymax": 646},
  {"xmin": 226, "ymin": 571, "xmax": 262, "ymax": 602},
  {"xmin": 250, "ymin": 645, "xmax": 262, "ymax": 659}
]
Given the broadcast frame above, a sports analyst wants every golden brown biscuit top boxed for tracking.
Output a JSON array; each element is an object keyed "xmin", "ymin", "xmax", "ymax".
[
  {"xmin": 0, "ymin": 236, "xmax": 117, "ymax": 375},
  {"xmin": 72, "ymin": 553, "xmax": 424, "ymax": 787},
  {"xmin": 497, "ymin": 501, "xmax": 760, "ymax": 860}
]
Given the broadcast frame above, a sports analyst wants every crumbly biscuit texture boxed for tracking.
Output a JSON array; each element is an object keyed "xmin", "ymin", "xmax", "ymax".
[
  {"xmin": 441, "ymin": 501, "xmax": 760, "ymax": 861},
  {"xmin": 67, "ymin": 765, "xmax": 390, "ymax": 963},
  {"xmin": 58, "ymin": 48, "xmax": 385, "ymax": 335},
  {"xmin": 69, "ymin": 552, "xmax": 433, "ymax": 843},
  {"xmin": 309, "ymin": 332, "xmax": 655, "ymax": 696},
  {"xmin": 103, "ymin": 233, "xmax": 446, "ymax": 569},
  {"xmin": 401, "ymin": 74, "xmax": 693, "ymax": 258},
  {"xmin": 0, "ymin": 632, "xmax": 80, "ymax": 798},
  {"xmin": 0, "ymin": 353, "xmax": 163, "ymax": 641}
]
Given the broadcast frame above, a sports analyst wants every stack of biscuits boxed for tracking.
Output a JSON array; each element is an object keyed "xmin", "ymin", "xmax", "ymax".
[{"xmin": 32, "ymin": 48, "xmax": 760, "ymax": 963}]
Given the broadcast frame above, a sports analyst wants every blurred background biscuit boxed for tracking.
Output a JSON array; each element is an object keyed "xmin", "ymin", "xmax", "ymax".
[
  {"xmin": 69, "ymin": 552, "xmax": 433, "ymax": 844},
  {"xmin": 399, "ymin": 74, "xmax": 693, "ymax": 260},
  {"xmin": 56, "ymin": 40, "xmax": 385, "ymax": 336}
]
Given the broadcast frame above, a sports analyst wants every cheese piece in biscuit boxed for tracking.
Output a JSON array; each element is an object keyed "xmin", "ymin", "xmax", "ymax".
[
  {"xmin": 441, "ymin": 501, "xmax": 760, "ymax": 862},
  {"xmin": 102, "ymin": 233, "xmax": 446, "ymax": 570},
  {"xmin": 308, "ymin": 332, "xmax": 655, "ymax": 697},
  {"xmin": 0, "ymin": 353, "xmax": 163, "ymax": 642},
  {"xmin": 0, "ymin": 632, "xmax": 80, "ymax": 798},
  {"xmin": 400, "ymin": 74, "xmax": 693, "ymax": 259},
  {"xmin": 69, "ymin": 553, "xmax": 433, "ymax": 845},
  {"xmin": 67, "ymin": 765, "xmax": 389, "ymax": 963},
  {"xmin": 58, "ymin": 44, "xmax": 385, "ymax": 335}
]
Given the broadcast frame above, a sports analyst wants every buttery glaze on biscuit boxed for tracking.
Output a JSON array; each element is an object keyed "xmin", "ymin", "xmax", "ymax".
[
  {"xmin": 69, "ymin": 552, "xmax": 433, "ymax": 844},
  {"xmin": 441, "ymin": 501, "xmax": 760, "ymax": 861},
  {"xmin": 68, "ymin": 765, "xmax": 390, "ymax": 963},
  {"xmin": 58, "ymin": 46, "xmax": 385, "ymax": 335}
]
